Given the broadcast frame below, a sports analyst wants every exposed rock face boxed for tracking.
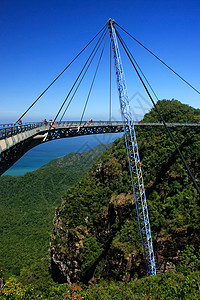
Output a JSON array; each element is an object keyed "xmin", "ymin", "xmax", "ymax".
[
  {"xmin": 50, "ymin": 203, "xmax": 200, "ymax": 284},
  {"xmin": 0, "ymin": 270, "xmax": 4, "ymax": 289},
  {"xmin": 0, "ymin": 279, "xmax": 3, "ymax": 289},
  {"xmin": 49, "ymin": 193, "xmax": 142, "ymax": 284},
  {"xmin": 154, "ymin": 226, "xmax": 200, "ymax": 274},
  {"xmin": 49, "ymin": 188, "xmax": 200, "ymax": 284},
  {"xmin": 49, "ymin": 206, "xmax": 82, "ymax": 284},
  {"xmin": 49, "ymin": 126, "xmax": 200, "ymax": 284}
]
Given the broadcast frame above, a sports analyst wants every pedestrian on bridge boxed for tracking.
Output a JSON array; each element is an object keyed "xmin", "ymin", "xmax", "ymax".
[
  {"xmin": 14, "ymin": 119, "xmax": 22, "ymax": 132},
  {"xmin": 14, "ymin": 119, "xmax": 22, "ymax": 126},
  {"xmin": 49, "ymin": 119, "xmax": 55, "ymax": 128}
]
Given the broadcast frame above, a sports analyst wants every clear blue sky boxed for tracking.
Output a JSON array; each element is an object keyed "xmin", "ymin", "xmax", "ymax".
[{"xmin": 1, "ymin": 0, "xmax": 200, "ymax": 123}]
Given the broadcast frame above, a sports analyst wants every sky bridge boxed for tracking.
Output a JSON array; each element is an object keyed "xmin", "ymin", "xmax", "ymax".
[
  {"xmin": 1, "ymin": 19, "xmax": 200, "ymax": 278},
  {"xmin": 0, "ymin": 120, "xmax": 199, "ymax": 176}
]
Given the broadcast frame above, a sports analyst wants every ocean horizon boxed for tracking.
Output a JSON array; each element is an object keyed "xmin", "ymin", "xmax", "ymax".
[{"xmin": 3, "ymin": 133, "xmax": 123, "ymax": 176}]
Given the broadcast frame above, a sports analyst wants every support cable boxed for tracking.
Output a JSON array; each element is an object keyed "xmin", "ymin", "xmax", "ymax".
[
  {"xmin": 109, "ymin": 41, "xmax": 112, "ymax": 121},
  {"xmin": 60, "ymin": 29, "xmax": 107, "ymax": 121},
  {"xmin": 115, "ymin": 22, "xmax": 200, "ymax": 96},
  {"xmin": 52, "ymin": 28, "xmax": 107, "ymax": 124},
  {"xmin": 80, "ymin": 33, "xmax": 108, "ymax": 124},
  {"xmin": 15, "ymin": 24, "xmax": 107, "ymax": 123},
  {"xmin": 116, "ymin": 30, "xmax": 200, "ymax": 196},
  {"xmin": 115, "ymin": 29, "xmax": 159, "ymax": 102}
]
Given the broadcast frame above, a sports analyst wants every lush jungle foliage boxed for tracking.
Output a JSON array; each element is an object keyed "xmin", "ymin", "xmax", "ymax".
[
  {"xmin": 142, "ymin": 99, "xmax": 200, "ymax": 122},
  {"xmin": 0, "ymin": 144, "xmax": 109, "ymax": 278},
  {"xmin": 51, "ymin": 101, "xmax": 199, "ymax": 281},
  {"xmin": 1, "ymin": 245, "xmax": 200, "ymax": 298},
  {"xmin": 50, "ymin": 99, "xmax": 199, "ymax": 295},
  {"xmin": 0, "ymin": 260, "xmax": 199, "ymax": 299},
  {"xmin": 0, "ymin": 99, "xmax": 200, "ymax": 299}
]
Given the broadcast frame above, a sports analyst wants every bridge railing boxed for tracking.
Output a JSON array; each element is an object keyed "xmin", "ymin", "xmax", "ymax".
[
  {"xmin": 0, "ymin": 121, "xmax": 124, "ymax": 140},
  {"xmin": 0, "ymin": 121, "xmax": 199, "ymax": 140},
  {"xmin": 55, "ymin": 121, "xmax": 123, "ymax": 127},
  {"xmin": 0, "ymin": 122, "xmax": 44, "ymax": 140}
]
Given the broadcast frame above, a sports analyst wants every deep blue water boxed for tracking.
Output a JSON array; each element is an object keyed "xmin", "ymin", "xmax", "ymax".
[{"xmin": 3, "ymin": 133, "xmax": 123, "ymax": 176}]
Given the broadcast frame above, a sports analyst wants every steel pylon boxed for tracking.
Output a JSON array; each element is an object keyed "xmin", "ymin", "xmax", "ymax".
[{"xmin": 108, "ymin": 19, "xmax": 156, "ymax": 276}]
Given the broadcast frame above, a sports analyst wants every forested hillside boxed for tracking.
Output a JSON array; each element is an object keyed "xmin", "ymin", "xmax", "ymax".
[
  {"xmin": 0, "ymin": 144, "xmax": 110, "ymax": 278},
  {"xmin": 48, "ymin": 100, "xmax": 200, "ymax": 290},
  {"xmin": 0, "ymin": 99, "xmax": 200, "ymax": 299},
  {"xmin": 142, "ymin": 99, "xmax": 200, "ymax": 122}
]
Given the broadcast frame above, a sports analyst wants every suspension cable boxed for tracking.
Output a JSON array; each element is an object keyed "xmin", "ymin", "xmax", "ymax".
[
  {"xmin": 115, "ymin": 22, "xmax": 200, "ymax": 96},
  {"xmin": 109, "ymin": 41, "xmax": 112, "ymax": 121},
  {"xmin": 60, "ymin": 30, "xmax": 107, "ymax": 121},
  {"xmin": 80, "ymin": 33, "xmax": 109, "ymax": 124},
  {"xmin": 15, "ymin": 24, "xmax": 107, "ymax": 123},
  {"xmin": 115, "ymin": 29, "xmax": 160, "ymax": 102},
  {"xmin": 116, "ymin": 29, "xmax": 200, "ymax": 196},
  {"xmin": 60, "ymin": 30, "xmax": 106, "ymax": 122},
  {"xmin": 52, "ymin": 28, "xmax": 107, "ymax": 123}
]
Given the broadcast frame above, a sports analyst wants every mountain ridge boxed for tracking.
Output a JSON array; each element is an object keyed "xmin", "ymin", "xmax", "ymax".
[{"xmin": 0, "ymin": 143, "xmax": 110, "ymax": 278}]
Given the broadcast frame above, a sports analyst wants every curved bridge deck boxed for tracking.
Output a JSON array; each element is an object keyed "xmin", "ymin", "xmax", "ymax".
[{"xmin": 0, "ymin": 121, "xmax": 199, "ymax": 175}]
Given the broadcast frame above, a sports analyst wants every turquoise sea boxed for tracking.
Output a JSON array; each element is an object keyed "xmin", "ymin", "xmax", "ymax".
[{"xmin": 3, "ymin": 133, "xmax": 123, "ymax": 176}]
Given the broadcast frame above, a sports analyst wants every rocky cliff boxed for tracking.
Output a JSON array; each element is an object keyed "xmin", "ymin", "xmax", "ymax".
[
  {"xmin": 0, "ymin": 269, "xmax": 4, "ymax": 289},
  {"xmin": 49, "ymin": 101, "xmax": 200, "ymax": 285}
]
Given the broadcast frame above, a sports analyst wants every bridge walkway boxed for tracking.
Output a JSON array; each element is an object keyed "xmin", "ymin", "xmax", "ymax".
[{"xmin": 0, "ymin": 121, "xmax": 199, "ymax": 176}]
